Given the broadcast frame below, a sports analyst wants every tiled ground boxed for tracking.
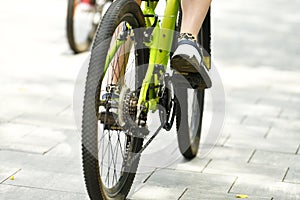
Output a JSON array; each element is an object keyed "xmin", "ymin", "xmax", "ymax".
[{"xmin": 0, "ymin": 0, "xmax": 299, "ymax": 199}]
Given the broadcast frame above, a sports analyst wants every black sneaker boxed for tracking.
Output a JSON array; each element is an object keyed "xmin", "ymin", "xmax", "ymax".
[{"xmin": 171, "ymin": 33, "xmax": 212, "ymax": 89}]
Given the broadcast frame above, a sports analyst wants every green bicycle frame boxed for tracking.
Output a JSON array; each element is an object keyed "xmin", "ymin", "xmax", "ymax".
[
  {"xmin": 138, "ymin": 0, "xmax": 179, "ymax": 111},
  {"xmin": 103, "ymin": 0, "xmax": 180, "ymax": 112}
]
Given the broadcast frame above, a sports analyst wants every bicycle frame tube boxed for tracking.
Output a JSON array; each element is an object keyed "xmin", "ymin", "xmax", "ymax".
[
  {"xmin": 138, "ymin": 0, "xmax": 179, "ymax": 110},
  {"xmin": 103, "ymin": 39, "xmax": 125, "ymax": 74},
  {"xmin": 102, "ymin": 0, "xmax": 179, "ymax": 112}
]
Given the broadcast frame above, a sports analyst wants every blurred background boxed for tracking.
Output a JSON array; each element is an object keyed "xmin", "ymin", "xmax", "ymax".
[{"xmin": 0, "ymin": 0, "xmax": 299, "ymax": 199}]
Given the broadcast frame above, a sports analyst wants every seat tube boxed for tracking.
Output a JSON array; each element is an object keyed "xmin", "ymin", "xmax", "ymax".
[
  {"xmin": 154, "ymin": 0, "xmax": 179, "ymax": 67},
  {"xmin": 138, "ymin": 0, "xmax": 179, "ymax": 107}
]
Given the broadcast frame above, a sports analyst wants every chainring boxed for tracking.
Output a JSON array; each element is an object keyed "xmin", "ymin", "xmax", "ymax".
[{"xmin": 159, "ymin": 74, "xmax": 176, "ymax": 131}]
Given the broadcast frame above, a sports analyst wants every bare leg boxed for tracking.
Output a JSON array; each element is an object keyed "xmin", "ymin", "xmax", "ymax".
[
  {"xmin": 171, "ymin": 0, "xmax": 212, "ymax": 89},
  {"xmin": 181, "ymin": 0, "xmax": 211, "ymax": 38}
]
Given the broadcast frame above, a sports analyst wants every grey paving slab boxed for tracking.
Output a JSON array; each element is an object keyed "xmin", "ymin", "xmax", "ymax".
[
  {"xmin": 0, "ymin": 123, "xmax": 36, "ymax": 140},
  {"xmin": 0, "ymin": 110, "xmax": 22, "ymax": 123},
  {"xmin": 166, "ymin": 157, "xmax": 211, "ymax": 172},
  {"xmin": 250, "ymin": 150, "xmax": 300, "ymax": 169},
  {"xmin": 240, "ymin": 104, "xmax": 282, "ymax": 119},
  {"xmin": 0, "ymin": 94, "xmax": 32, "ymax": 122},
  {"xmin": 267, "ymin": 127, "xmax": 300, "ymax": 142},
  {"xmin": 226, "ymin": 100, "xmax": 280, "ymax": 117},
  {"xmin": 0, "ymin": 167, "xmax": 20, "ymax": 183},
  {"xmin": 241, "ymin": 116, "xmax": 274, "ymax": 130},
  {"xmin": 203, "ymin": 160, "xmax": 286, "ymax": 181},
  {"xmin": 0, "ymin": 184, "xmax": 89, "ymax": 200},
  {"xmin": 199, "ymin": 134, "xmax": 229, "ymax": 150},
  {"xmin": 0, "ymin": 0, "xmax": 300, "ymax": 199},
  {"xmin": 0, "ymin": 150, "xmax": 82, "ymax": 175},
  {"xmin": 0, "ymin": 95, "xmax": 67, "ymax": 120},
  {"xmin": 43, "ymin": 97, "xmax": 72, "ymax": 115},
  {"xmin": 224, "ymin": 134, "xmax": 299, "ymax": 154},
  {"xmin": 271, "ymin": 117, "xmax": 300, "ymax": 132},
  {"xmin": 129, "ymin": 168, "xmax": 238, "ymax": 200},
  {"xmin": 137, "ymin": 126, "xmax": 214, "ymax": 172},
  {"xmin": 56, "ymin": 105, "xmax": 73, "ymax": 119},
  {"xmin": 223, "ymin": 113, "xmax": 245, "ymax": 125},
  {"xmin": 226, "ymin": 89, "xmax": 262, "ymax": 105},
  {"xmin": 284, "ymin": 168, "xmax": 300, "ymax": 184},
  {"xmin": 280, "ymin": 107, "xmax": 300, "ymax": 120},
  {"xmin": 243, "ymin": 116, "xmax": 300, "ymax": 132},
  {"xmin": 142, "ymin": 169, "xmax": 236, "ymax": 194},
  {"xmin": 231, "ymin": 178, "xmax": 300, "ymax": 200},
  {"xmin": 290, "ymin": 94, "xmax": 300, "ymax": 104},
  {"xmin": 3, "ymin": 169, "xmax": 86, "ymax": 194},
  {"xmin": 43, "ymin": 129, "xmax": 81, "ymax": 159},
  {"xmin": 137, "ymin": 127, "xmax": 180, "ymax": 170},
  {"xmin": 180, "ymin": 189, "xmax": 271, "ymax": 200},
  {"xmin": 205, "ymin": 146, "xmax": 254, "ymax": 162},
  {"xmin": 222, "ymin": 124, "xmax": 269, "ymax": 138},
  {"xmin": 216, "ymin": 65, "xmax": 273, "ymax": 92},
  {"xmin": 0, "ymin": 127, "xmax": 66, "ymax": 154},
  {"xmin": 11, "ymin": 113, "xmax": 76, "ymax": 130},
  {"xmin": 255, "ymin": 92, "xmax": 292, "ymax": 108},
  {"xmin": 128, "ymin": 168, "xmax": 157, "ymax": 198},
  {"xmin": 136, "ymin": 122, "xmax": 221, "ymax": 170},
  {"xmin": 269, "ymin": 82, "xmax": 300, "ymax": 98},
  {"xmin": 128, "ymin": 184, "xmax": 185, "ymax": 200},
  {"xmin": 253, "ymin": 91, "xmax": 295, "ymax": 109},
  {"xmin": 213, "ymin": 0, "xmax": 300, "ymax": 70}
]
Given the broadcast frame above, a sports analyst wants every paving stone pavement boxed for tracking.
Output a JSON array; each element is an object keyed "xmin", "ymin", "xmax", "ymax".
[{"xmin": 0, "ymin": 0, "xmax": 299, "ymax": 199}]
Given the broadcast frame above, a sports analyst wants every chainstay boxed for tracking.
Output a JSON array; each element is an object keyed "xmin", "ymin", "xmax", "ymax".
[{"xmin": 126, "ymin": 123, "xmax": 164, "ymax": 166}]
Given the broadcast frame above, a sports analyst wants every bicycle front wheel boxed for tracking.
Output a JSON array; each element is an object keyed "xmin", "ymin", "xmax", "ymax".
[
  {"xmin": 81, "ymin": 0, "xmax": 146, "ymax": 199},
  {"xmin": 175, "ymin": 87, "xmax": 205, "ymax": 159}
]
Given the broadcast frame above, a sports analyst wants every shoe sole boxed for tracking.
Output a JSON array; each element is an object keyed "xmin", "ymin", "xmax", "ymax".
[
  {"xmin": 171, "ymin": 54, "xmax": 199, "ymax": 73},
  {"xmin": 171, "ymin": 54, "xmax": 212, "ymax": 89}
]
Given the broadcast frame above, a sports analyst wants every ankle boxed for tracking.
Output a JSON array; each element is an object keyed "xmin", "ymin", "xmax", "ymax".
[{"xmin": 179, "ymin": 33, "xmax": 197, "ymax": 43}]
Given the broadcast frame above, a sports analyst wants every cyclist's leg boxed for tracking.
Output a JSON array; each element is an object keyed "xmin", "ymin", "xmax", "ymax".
[
  {"xmin": 181, "ymin": 0, "xmax": 211, "ymax": 38},
  {"xmin": 171, "ymin": 0, "xmax": 212, "ymax": 88}
]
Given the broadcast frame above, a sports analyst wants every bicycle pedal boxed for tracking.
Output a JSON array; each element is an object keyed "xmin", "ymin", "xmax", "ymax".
[{"xmin": 172, "ymin": 72, "xmax": 206, "ymax": 89}]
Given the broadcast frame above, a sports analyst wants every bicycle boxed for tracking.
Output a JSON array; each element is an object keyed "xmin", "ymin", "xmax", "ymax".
[
  {"xmin": 66, "ymin": 0, "xmax": 111, "ymax": 53},
  {"xmin": 81, "ymin": 0, "xmax": 211, "ymax": 198}
]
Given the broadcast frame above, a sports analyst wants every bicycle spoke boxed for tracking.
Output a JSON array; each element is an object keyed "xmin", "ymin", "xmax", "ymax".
[
  {"xmin": 113, "ymin": 134, "xmax": 120, "ymax": 185},
  {"xmin": 100, "ymin": 131, "xmax": 110, "ymax": 172},
  {"xmin": 105, "ymin": 132, "xmax": 111, "ymax": 186},
  {"xmin": 101, "ymin": 127, "xmax": 105, "ymax": 175},
  {"xmin": 117, "ymin": 132, "xmax": 126, "ymax": 160},
  {"xmin": 108, "ymin": 133, "xmax": 117, "ymax": 185}
]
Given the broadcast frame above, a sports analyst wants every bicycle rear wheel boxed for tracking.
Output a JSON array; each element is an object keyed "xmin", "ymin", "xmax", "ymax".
[
  {"xmin": 81, "ymin": 0, "xmax": 146, "ymax": 199},
  {"xmin": 66, "ymin": 0, "xmax": 97, "ymax": 53}
]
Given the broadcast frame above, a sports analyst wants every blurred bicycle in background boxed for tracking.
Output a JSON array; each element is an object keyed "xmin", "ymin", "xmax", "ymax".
[{"xmin": 66, "ymin": 0, "xmax": 112, "ymax": 53}]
